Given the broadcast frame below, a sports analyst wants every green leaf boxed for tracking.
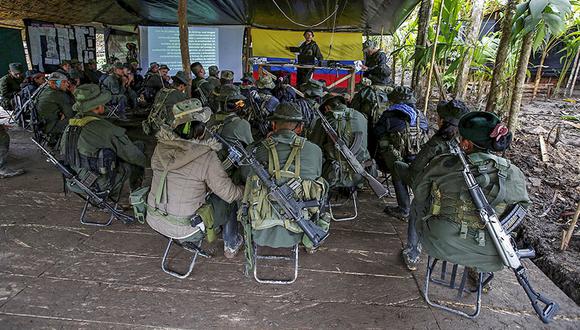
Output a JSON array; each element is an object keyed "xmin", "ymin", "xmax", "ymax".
[
  {"xmin": 548, "ymin": 0, "xmax": 572, "ymax": 13},
  {"xmin": 530, "ymin": 0, "xmax": 549, "ymax": 19},
  {"xmin": 514, "ymin": 3, "xmax": 529, "ymax": 21},
  {"xmin": 532, "ymin": 22, "xmax": 546, "ymax": 51},
  {"xmin": 543, "ymin": 12, "xmax": 566, "ymax": 34}
]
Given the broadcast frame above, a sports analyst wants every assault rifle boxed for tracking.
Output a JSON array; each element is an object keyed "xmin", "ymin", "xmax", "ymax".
[
  {"xmin": 246, "ymin": 91, "xmax": 269, "ymax": 137},
  {"xmin": 208, "ymin": 130, "xmax": 329, "ymax": 248},
  {"xmin": 32, "ymin": 138, "xmax": 135, "ymax": 224},
  {"xmin": 314, "ymin": 109, "xmax": 389, "ymax": 198},
  {"xmin": 449, "ymin": 140, "xmax": 558, "ymax": 324}
]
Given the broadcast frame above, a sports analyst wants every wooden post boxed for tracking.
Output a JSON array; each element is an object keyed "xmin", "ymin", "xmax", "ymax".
[
  {"xmin": 348, "ymin": 67, "xmax": 356, "ymax": 99},
  {"xmin": 178, "ymin": 0, "xmax": 192, "ymax": 96},
  {"xmin": 422, "ymin": 1, "xmax": 444, "ymax": 115}
]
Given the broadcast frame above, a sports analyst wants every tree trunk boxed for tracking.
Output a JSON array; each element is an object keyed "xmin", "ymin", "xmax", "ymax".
[
  {"xmin": 508, "ymin": 32, "xmax": 534, "ymax": 133},
  {"xmin": 532, "ymin": 47, "xmax": 549, "ymax": 99},
  {"xmin": 454, "ymin": 0, "xmax": 485, "ymax": 100},
  {"xmin": 392, "ymin": 55, "xmax": 397, "ymax": 83},
  {"xmin": 564, "ymin": 46, "xmax": 580, "ymax": 96},
  {"xmin": 401, "ymin": 67, "xmax": 406, "ymax": 85},
  {"xmin": 569, "ymin": 48, "xmax": 580, "ymax": 97},
  {"xmin": 411, "ymin": 0, "xmax": 433, "ymax": 95},
  {"xmin": 422, "ymin": 2, "xmax": 444, "ymax": 114},
  {"xmin": 486, "ymin": 0, "xmax": 517, "ymax": 113},
  {"xmin": 178, "ymin": 0, "xmax": 192, "ymax": 96}
]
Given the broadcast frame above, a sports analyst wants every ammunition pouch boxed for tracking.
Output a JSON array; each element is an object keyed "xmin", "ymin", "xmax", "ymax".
[{"xmin": 129, "ymin": 186, "xmax": 150, "ymax": 224}]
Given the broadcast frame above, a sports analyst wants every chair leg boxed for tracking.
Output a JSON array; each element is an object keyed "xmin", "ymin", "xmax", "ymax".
[
  {"xmin": 253, "ymin": 244, "xmax": 299, "ymax": 284},
  {"xmin": 330, "ymin": 190, "xmax": 358, "ymax": 222},
  {"xmin": 79, "ymin": 198, "xmax": 115, "ymax": 227},
  {"xmin": 424, "ymin": 256, "xmax": 484, "ymax": 319},
  {"xmin": 161, "ymin": 238, "xmax": 199, "ymax": 279}
]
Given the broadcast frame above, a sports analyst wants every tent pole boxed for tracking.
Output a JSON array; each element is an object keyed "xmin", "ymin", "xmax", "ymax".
[
  {"xmin": 178, "ymin": 0, "xmax": 192, "ymax": 95},
  {"xmin": 422, "ymin": 1, "xmax": 444, "ymax": 115}
]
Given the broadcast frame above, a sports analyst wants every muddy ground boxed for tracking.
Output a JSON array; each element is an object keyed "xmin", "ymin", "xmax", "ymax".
[{"xmin": 503, "ymin": 99, "xmax": 580, "ymax": 305}]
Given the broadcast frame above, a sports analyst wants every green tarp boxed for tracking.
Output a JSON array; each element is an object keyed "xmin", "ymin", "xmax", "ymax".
[{"xmin": 0, "ymin": 27, "xmax": 26, "ymax": 74}]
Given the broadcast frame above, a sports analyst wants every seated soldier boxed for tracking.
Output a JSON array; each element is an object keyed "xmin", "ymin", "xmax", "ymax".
[
  {"xmin": 146, "ymin": 99, "xmax": 244, "ymax": 258},
  {"xmin": 414, "ymin": 111, "xmax": 529, "ymax": 273},
  {"xmin": 220, "ymin": 69, "xmax": 234, "ymax": 86},
  {"xmin": 142, "ymin": 71, "xmax": 188, "ymax": 135},
  {"xmin": 101, "ymin": 62, "xmax": 131, "ymax": 120},
  {"xmin": 310, "ymin": 93, "xmax": 371, "ymax": 189},
  {"xmin": 207, "ymin": 65, "xmax": 220, "ymax": 91},
  {"xmin": 0, "ymin": 63, "xmax": 24, "ymax": 112},
  {"xmin": 295, "ymin": 79, "xmax": 325, "ymax": 135},
  {"xmin": 395, "ymin": 99, "xmax": 470, "ymax": 270},
  {"xmin": 240, "ymin": 103, "xmax": 329, "ymax": 252},
  {"xmin": 190, "ymin": 62, "xmax": 212, "ymax": 104},
  {"xmin": 272, "ymin": 71, "xmax": 296, "ymax": 103},
  {"xmin": 59, "ymin": 84, "xmax": 146, "ymax": 200},
  {"xmin": 19, "ymin": 70, "xmax": 46, "ymax": 102},
  {"xmin": 240, "ymin": 72, "xmax": 256, "ymax": 98},
  {"xmin": 36, "ymin": 72, "xmax": 75, "ymax": 145},
  {"xmin": 141, "ymin": 64, "xmax": 170, "ymax": 105},
  {"xmin": 255, "ymin": 75, "xmax": 280, "ymax": 115},
  {"xmin": 373, "ymin": 86, "xmax": 428, "ymax": 219},
  {"xmin": 82, "ymin": 59, "xmax": 103, "ymax": 85}
]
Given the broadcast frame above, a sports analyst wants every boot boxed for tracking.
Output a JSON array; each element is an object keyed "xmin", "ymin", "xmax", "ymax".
[
  {"xmin": 0, "ymin": 167, "xmax": 24, "ymax": 179},
  {"xmin": 224, "ymin": 233, "xmax": 243, "ymax": 259}
]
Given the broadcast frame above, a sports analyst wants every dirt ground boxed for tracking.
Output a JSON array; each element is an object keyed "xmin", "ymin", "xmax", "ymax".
[
  {"xmin": 1, "ymin": 118, "xmax": 580, "ymax": 328},
  {"xmin": 503, "ymin": 99, "xmax": 580, "ymax": 305}
]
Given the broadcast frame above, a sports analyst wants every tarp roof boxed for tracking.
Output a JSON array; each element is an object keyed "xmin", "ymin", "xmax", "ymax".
[{"xmin": 0, "ymin": 0, "xmax": 418, "ymax": 33}]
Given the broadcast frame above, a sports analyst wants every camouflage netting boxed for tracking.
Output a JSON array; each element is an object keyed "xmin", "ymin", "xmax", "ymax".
[{"xmin": 0, "ymin": 0, "xmax": 419, "ymax": 33}]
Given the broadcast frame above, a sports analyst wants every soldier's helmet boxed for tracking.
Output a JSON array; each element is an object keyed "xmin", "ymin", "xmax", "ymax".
[
  {"xmin": 72, "ymin": 84, "xmax": 111, "ymax": 113},
  {"xmin": 268, "ymin": 102, "xmax": 306, "ymax": 123},
  {"xmin": 171, "ymin": 98, "xmax": 212, "ymax": 128}
]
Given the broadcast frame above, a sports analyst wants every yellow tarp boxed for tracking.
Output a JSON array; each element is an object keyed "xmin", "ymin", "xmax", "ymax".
[{"xmin": 251, "ymin": 28, "xmax": 363, "ymax": 61}]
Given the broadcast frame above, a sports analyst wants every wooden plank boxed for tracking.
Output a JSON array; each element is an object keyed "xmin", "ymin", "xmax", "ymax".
[{"xmin": 539, "ymin": 134, "xmax": 549, "ymax": 162}]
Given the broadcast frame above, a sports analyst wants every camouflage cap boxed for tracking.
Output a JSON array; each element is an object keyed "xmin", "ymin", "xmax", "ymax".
[
  {"xmin": 172, "ymin": 71, "xmax": 189, "ymax": 85},
  {"xmin": 319, "ymin": 93, "xmax": 346, "ymax": 110},
  {"xmin": 68, "ymin": 69, "xmax": 81, "ymax": 80},
  {"xmin": 388, "ymin": 86, "xmax": 416, "ymax": 105},
  {"xmin": 70, "ymin": 59, "xmax": 80, "ymax": 65},
  {"xmin": 363, "ymin": 39, "xmax": 377, "ymax": 51},
  {"xmin": 267, "ymin": 102, "xmax": 305, "ymax": 122},
  {"xmin": 47, "ymin": 72, "xmax": 69, "ymax": 81},
  {"xmin": 241, "ymin": 72, "xmax": 255, "ymax": 83},
  {"xmin": 112, "ymin": 62, "xmax": 124, "ymax": 70},
  {"xmin": 172, "ymin": 99, "xmax": 212, "ymax": 128},
  {"xmin": 159, "ymin": 64, "xmax": 170, "ymax": 71},
  {"xmin": 208, "ymin": 65, "xmax": 219, "ymax": 76},
  {"xmin": 9, "ymin": 63, "xmax": 23, "ymax": 74},
  {"xmin": 300, "ymin": 79, "xmax": 325, "ymax": 97},
  {"xmin": 73, "ymin": 84, "xmax": 111, "ymax": 113},
  {"xmin": 436, "ymin": 99, "xmax": 470, "ymax": 122},
  {"xmin": 87, "ymin": 59, "xmax": 97, "ymax": 64},
  {"xmin": 256, "ymin": 75, "xmax": 275, "ymax": 89},
  {"xmin": 217, "ymin": 84, "xmax": 246, "ymax": 102},
  {"xmin": 149, "ymin": 62, "xmax": 159, "ymax": 68},
  {"xmin": 61, "ymin": 60, "xmax": 71, "ymax": 66},
  {"xmin": 220, "ymin": 70, "xmax": 234, "ymax": 81}
]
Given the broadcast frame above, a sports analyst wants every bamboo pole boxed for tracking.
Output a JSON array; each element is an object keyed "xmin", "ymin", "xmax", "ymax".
[
  {"xmin": 561, "ymin": 201, "xmax": 580, "ymax": 251},
  {"xmin": 570, "ymin": 50, "xmax": 580, "ymax": 97},
  {"xmin": 411, "ymin": 0, "xmax": 434, "ymax": 93},
  {"xmin": 565, "ymin": 46, "xmax": 580, "ymax": 97},
  {"xmin": 422, "ymin": 1, "xmax": 444, "ymax": 115},
  {"xmin": 178, "ymin": 0, "xmax": 192, "ymax": 96}
]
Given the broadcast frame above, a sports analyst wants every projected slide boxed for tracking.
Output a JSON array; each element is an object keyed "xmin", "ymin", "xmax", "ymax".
[{"xmin": 140, "ymin": 26, "xmax": 244, "ymax": 79}]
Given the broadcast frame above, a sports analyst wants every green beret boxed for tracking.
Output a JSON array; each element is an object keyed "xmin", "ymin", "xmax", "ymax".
[
  {"xmin": 458, "ymin": 111, "xmax": 501, "ymax": 146},
  {"xmin": 172, "ymin": 99, "xmax": 212, "ymax": 128},
  {"xmin": 73, "ymin": 84, "xmax": 111, "ymax": 113},
  {"xmin": 267, "ymin": 103, "xmax": 305, "ymax": 122}
]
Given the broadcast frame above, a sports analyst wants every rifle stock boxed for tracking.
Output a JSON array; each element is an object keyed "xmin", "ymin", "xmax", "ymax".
[
  {"xmin": 314, "ymin": 109, "xmax": 388, "ymax": 198},
  {"xmin": 32, "ymin": 138, "xmax": 135, "ymax": 224},
  {"xmin": 449, "ymin": 140, "xmax": 558, "ymax": 323},
  {"xmin": 209, "ymin": 130, "xmax": 328, "ymax": 248}
]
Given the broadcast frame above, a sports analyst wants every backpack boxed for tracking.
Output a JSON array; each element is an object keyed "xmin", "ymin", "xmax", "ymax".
[
  {"xmin": 142, "ymin": 88, "xmax": 173, "ymax": 135},
  {"xmin": 241, "ymin": 136, "xmax": 328, "ymax": 237}
]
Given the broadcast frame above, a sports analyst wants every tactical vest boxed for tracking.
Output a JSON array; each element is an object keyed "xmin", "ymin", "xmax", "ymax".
[
  {"xmin": 61, "ymin": 116, "xmax": 117, "ymax": 189},
  {"xmin": 377, "ymin": 113, "xmax": 428, "ymax": 160},
  {"xmin": 242, "ymin": 136, "xmax": 327, "ymax": 233},
  {"xmin": 209, "ymin": 113, "xmax": 242, "ymax": 171},
  {"xmin": 323, "ymin": 109, "xmax": 362, "ymax": 187},
  {"xmin": 429, "ymin": 153, "xmax": 511, "ymax": 237},
  {"xmin": 142, "ymin": 88, "xmax": 174, "ymax": 135}
]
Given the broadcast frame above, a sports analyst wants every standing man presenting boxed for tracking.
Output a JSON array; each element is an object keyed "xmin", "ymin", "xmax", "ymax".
[{"xmin": 296, "ymin": 30, "xmax": 323, "ymax": 87}]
